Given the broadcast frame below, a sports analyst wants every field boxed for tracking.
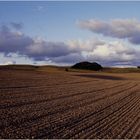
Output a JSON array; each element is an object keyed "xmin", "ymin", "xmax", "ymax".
[{"xmin": 0, "ymin": 66, "xmax": 140, "ymax": 139}]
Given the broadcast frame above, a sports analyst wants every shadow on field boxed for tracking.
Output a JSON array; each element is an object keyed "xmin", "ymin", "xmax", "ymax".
[{"xmin": 75, "ymin": 74, "xmax": 125, "ymax": 80}]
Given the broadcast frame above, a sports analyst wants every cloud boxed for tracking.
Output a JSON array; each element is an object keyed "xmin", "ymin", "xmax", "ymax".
[
  {"xmin": 0, "ymin": 25, "xmax": 33, "ymax": 54},
  {"xmin": 26, "ymin": 37, "xmax": 83, "ymax": 61},
  {"xmin": 0, "ymin": 25, "xmax": 82, "ymax": 62},
  {"xmin": 51, "ymin": 53, "xmax": 84, "ymax": 64},
  {"xmin": 3, "ymin": 60, "xmax": 16, "ymax": 65},
  {"xmin": 67, "ymin": 39, "xmax": 140, "ymax": 66},
  {"xmin": 84, "ymin": 41, "xmax": 139, "ymax": 66},
  {"xmin": 78, "ymin": 19, "xmax": 140, "ymax": 44},
  {"xmin": 0, "ymin": 23, "xmax": 140, "ymax": 66}
]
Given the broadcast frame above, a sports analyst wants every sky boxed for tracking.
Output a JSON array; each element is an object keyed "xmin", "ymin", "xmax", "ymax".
[{"xmin": 0, "ymin": 1, "xmax": 140, "ymax": 67}]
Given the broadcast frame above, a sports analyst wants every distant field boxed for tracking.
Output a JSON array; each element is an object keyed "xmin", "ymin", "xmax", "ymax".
[
  {"xmin": 0, "ymin": 65, "xmax": 140, "ymax": 138},
  {"xmin": 0, "ymin": 64, "xmax": 140, "ymax": 73}
]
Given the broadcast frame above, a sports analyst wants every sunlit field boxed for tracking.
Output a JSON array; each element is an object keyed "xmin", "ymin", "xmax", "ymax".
[{"xmin": 0, "ymin": 66, "xmax": 139, "ymax": 139}]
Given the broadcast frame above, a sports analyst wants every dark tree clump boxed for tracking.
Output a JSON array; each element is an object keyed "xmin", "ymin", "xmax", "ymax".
[
  {"xmin": 65, "ymin": 68, "xmax": 69, "ymax": 72},
  {"xmin": 71, "ymin": 61, "xmax": 103, "ymax": 71}
]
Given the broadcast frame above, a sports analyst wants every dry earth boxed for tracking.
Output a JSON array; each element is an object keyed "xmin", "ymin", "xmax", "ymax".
[{"xmin": 0, "ymin": 68, "xmax": 140, "ymax": 139}]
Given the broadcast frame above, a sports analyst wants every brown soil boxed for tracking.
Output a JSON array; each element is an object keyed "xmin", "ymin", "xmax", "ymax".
[{"xmin": 0, "ymin": 69, "xmax": 139, "ymax": 139}]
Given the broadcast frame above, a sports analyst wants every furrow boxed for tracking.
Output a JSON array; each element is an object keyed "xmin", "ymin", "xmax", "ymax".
[
  {"xmin": 35, "ymin": 85, "xmax": 138, "ymax": 138},
  {"xmin": 0, "ymin": 82, "xmax": 131, "ymax": 129},
  {"xmin": 85, "ymin": 96, "xmax": 140, "ymax": 139},
  {"xmin": 0, "ymin": 82, "xmax": 128, "ymax": 110},
  {"xmin": 117, "ymin": 111, "xmax": 140, "ymax": 139},
  {"xmin": 65, "ymin": 93, "xmax": 139, "ymax": 138}
]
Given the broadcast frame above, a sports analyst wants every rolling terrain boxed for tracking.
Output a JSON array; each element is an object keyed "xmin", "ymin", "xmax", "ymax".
[{"xmin": 0, "ymin": 66, "xmax": 140, "ymax": 139}]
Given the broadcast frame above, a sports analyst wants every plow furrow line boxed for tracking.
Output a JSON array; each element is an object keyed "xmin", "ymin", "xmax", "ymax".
[
  {"xmin": 34, "ymin": 86, "xmax": 138, "ymax": 138},
  {"xmin": 83, "ymin": 96, "xmax": 140, "ymax": 138},
  {"xmin": 57, "ymin": 93, "xmax": 139, "ymax": 138},
  {"xmin": 0, "ymin": 82, "xmax": 130, "ymax": 110}
]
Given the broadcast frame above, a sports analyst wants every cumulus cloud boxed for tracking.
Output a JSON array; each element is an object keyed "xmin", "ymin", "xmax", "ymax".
[
  {"xmin": 67, "ymin": 39, "xmax": 140, "ymax": 66},
  {"xmin": 51, "ymin": 53, "xmax": 84, "ymax": 64},
  {"xmin": 84, "ymin": 41, "xmax": 139, "ymax": 66},
  {"xmin": 0, "ymin": 25, "xmax": 83, "ymax": 63},
  {"xmin": 0, "ymin": 23, "xmax": 140, "ymax": 66},
  {"xmin": 0, "ymin": 25, "xmax": 33, "ymax": 54},
  {"xmin": 3, "ymin": 60, "xmax": 16, "ymax": 65},
  {"xmin": 78, "ymin": 19, "xmax": 140, "ymax": 44},
  {"xmin": 27, "ymin": 38, "xmax": 79, "ymax": 60}
]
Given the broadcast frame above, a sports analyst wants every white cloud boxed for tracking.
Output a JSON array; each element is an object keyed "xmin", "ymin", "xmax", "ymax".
[
  {"xmin": 2, "ymin": 61, "xmax": 16, "ymax": 65},
  {"xmin": 78, "ymin": 18, "xmax": 140, "ymax": 44},
  {"xmin": 85, "ymin": 41, "xmax": 137, "ymax": 61},
  {"xmin": 66, "ymin": 39, "xmax": 140, "ymax": 66}
]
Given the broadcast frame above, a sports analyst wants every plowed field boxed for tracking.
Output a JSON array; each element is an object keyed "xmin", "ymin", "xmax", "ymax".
[{"xmin": 0, "ymin": 68, "xmax": 139, "ymax": 139}]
